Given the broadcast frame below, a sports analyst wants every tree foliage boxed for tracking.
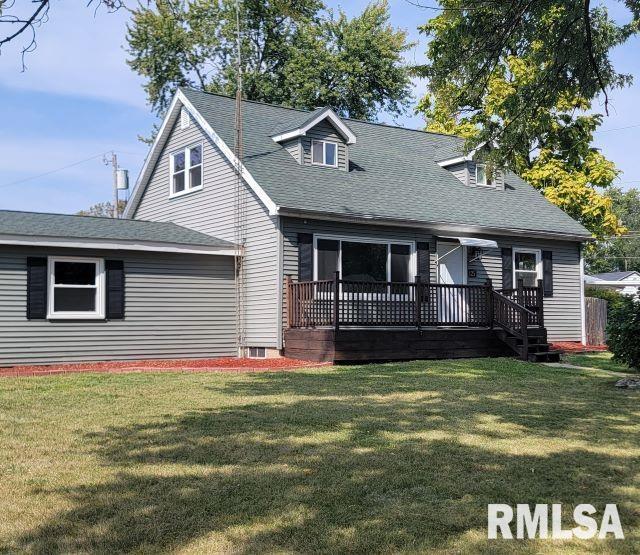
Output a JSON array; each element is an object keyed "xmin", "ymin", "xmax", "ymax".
[
  {"xmin": 586, "ymin": 187, "xmax": 640, "ymax": 273},
  {"xmin": 127, "ymin": 0, "xmax": 413, "ymax": 120},
  {"xmin": 415, "ymin": 0, "xmax": 640, "ymax": 239},
  {"xmin": 77, "ymin": 200, "xmax": 127, "ymax": 218}
]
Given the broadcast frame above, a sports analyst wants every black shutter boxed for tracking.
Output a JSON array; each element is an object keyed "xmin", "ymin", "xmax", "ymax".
[
  {"xmin": 105, "ymin": 260, "xmax": 125, "ymax": 319},
  {"xmin": 416, "ymin": 242, "xmax": 430, "ymax": 281},
  {"xmin": 542, "ymin": 250, "xmax": 553, "ymax": 297},
  {"xmin": 27, "ymin": 257, "xmax": 47, "ymax": 319},
  {"xmin": 298, "ymin": 233, "xmax": 313, "ymax": 281},
  {"xmin": 501, "ymin": 247, "xmax": 513, "ymax": 289}
]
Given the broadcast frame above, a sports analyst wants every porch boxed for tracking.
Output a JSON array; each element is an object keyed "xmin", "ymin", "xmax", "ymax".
[{"xmin": 284, "ymin": 274, "xmax": 558, "ymax": 363}]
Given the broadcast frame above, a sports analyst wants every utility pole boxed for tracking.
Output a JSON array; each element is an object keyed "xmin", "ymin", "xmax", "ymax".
[{"xmin": 111, "ymin": 151, "xmax": 119, "ymax": 219}]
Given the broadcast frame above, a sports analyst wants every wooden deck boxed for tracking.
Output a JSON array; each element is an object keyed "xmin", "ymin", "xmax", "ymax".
[{"xmin": 284, "ymin": 327, "xmax": 516, "ymax": 363}]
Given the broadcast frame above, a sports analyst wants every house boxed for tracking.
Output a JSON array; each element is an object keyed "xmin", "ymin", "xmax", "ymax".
[
  {"xmin": 585, "ymin": 271, "xmax": 640, "ymax": 298},
  {"xmin": 0, "ymin": 88, "xmax": 592, "ymax": 366}
]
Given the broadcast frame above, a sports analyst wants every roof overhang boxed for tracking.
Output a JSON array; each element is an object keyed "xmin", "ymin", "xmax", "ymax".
[
  {"xmin": 0, "ymin": 234, "xmax": 239, "ymax": 256},
  {"xmin": 276, "ymin": 207, "xmax": 593, "ymax": 243},
  {"xmin": 585, "ymin": 279, "xmax": 640, "ymax": 286},
  {"xmin": 437, "ymin": 140, "xmax": 498, "ymax": 167},
  {"xmin": 123, "ymin": 90, "xmax": 279, "ymax": 219},
  {"xmin": 271, "ymin": 107, "xmax": 357, "ymax": 145}
]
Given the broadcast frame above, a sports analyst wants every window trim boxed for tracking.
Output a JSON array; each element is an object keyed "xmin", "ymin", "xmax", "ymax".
[
  {"xmin": 313, "ymin": 234, "xmax": 416, "ymax": 283},
  {"xmin": 311, "ymin": 139, "xmax": 339, "ymax": 168},
  {"xmin": 512, "ymin": 248, "xmax": 541, "ymax": 287},
  {"xmin": 475, "ymin": 163, "xmax": 495, "ymax": 188},
  {"xmin": 169, "ymin": 142, "xmax": 204, "ymax": 198},
  {"xmin": 47, "ymin": 256, "xmax": 105, "ymax": 320}
]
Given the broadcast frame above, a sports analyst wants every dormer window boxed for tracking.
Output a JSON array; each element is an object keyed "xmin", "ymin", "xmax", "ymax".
[
  {"xmin": 312, "ymin": 140, "xmax": 338, "ymax": 167},
  {"xmin": 475, "ymin": 164, "xmax": 494, "ymax": 187},
  {"xmin": 170, "ymin": 144, "xmax": 203, "ymax": 197}
]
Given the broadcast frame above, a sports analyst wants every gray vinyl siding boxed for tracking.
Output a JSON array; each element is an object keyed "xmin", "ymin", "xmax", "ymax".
[
  {"xmin": 281, "ymin": 218, "xmax": 582, "ymax": 342},
  {"xmin": 448, "ymin": 162, "xmax": 469, "ymax": 186},
  {"xmin": 448, "ymin": 161, "xmax": 505, "ymax": 191},
  {"xmin": 133, "ymin": 115, "xmax": 280, "ymax": 348},
  {"xmin": 466, "ymin": 238, "xmax": 582, "ymax": 341},
  {"xmin": 301, "ymin": 121, "xmax": 348, "ymax": 171},
  {"xmin": 0, "ymin": 246, "xmax": 236, "ymax": 366},
  {"xmin": 282, "ymin": 138, "xmax": 301, "ymax": 163}
]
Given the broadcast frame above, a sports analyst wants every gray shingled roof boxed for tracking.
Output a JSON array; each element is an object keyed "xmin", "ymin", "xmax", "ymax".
[
  {"xmin": 592, "ymin": 271, "xmax": 640, "ymax": 281},
  {"xmin": 0, "ymin": 210, "xmax": 235, "ymax": 249},
  {"xmin": 179, "ymin": 88, "xmax": 591, "ymax": 239}
]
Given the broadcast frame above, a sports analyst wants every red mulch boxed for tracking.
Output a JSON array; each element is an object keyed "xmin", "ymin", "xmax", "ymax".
[
  {"xmin": 0, "ymin": 357, "xmax": 331, "ymax": 378},
  {"xmin": 550, "ymin": 342, "xmax": 608, "ymax": 353}
]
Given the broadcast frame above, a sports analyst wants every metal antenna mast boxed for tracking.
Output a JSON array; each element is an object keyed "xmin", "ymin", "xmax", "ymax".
[{"xmin": 233, "ymin": 0, "xmax": 247, "ymax": 357}]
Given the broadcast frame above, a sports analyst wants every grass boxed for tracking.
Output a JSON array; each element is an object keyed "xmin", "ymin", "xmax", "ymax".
[
  {"xmin": 564, "ymin": 351, "xmax": 635, "ymax": 374},
  {"xmin": 0, "ymin": 359, "xmax": 638, "ymax": 553}
]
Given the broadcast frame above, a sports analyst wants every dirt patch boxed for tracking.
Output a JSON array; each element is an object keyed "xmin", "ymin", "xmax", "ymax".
[{"xmin": 0, "ymin": 357, "xmax": 331, "ymax": 378}]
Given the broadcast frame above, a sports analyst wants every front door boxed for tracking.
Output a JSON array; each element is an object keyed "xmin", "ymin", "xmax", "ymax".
[{"xmin": 437, "ymin": 242, "xmax": 466, "ymax": 323}]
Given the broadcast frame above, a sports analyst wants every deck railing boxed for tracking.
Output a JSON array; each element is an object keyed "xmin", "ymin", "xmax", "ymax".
[{"xmin": 286, "ymin": 273, "xmax": 545, "ymax": 333}]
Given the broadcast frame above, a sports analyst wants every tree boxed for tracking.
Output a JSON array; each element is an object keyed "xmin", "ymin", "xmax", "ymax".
[
  {"xmin": 0, "ymin": 0, "xmax": 122, "ymax": 67},
  {"xmin": 586, "ymin": 187, "xmax": 640, "ymax": 273},
  {"xmin": 414, "ymin": 0, "xmax": 639, "ymax": 239},
  {"xmin": 126, "ymin": 0, "xmax": 413, "ymax": 120},
  {"xmin": 78, "ymin": 200, "xmax": 127, "ymax": 218}
]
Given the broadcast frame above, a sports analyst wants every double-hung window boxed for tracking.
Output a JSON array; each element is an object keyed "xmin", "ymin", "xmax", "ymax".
[
  {"xmin": 311, "ymin": 140, "xmax": 338, "ymax": 167},
  {"xmin": 47, "ymin": 257, "xmax": 105, "ymax": 319},
  {"xmin": 513, "ymin": 249, "xmax": 541, "ymax": 287},
  {"xmin": 170, "ymin": 144, "xmax": 203, "ymax": 197},
  {"xmin": 475, "ymin": 164, "xmax": 494, "ymax": 187},
  {"xmin": 315, "ymin": 237, "xmax": 414, "ymax": 292}
]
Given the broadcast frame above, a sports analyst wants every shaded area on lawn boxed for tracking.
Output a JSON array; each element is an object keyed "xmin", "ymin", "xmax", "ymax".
[
  {"xmin": 565, "ymin": 352, "xmax": 636, "ymax": 374},
  {"xmin": 6, "ymin": 360, "xmax": 640, "ymax": 553}
]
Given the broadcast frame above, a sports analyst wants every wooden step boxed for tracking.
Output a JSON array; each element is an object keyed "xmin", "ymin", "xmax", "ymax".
[{"xmin": 528, "ymin": 351, "xmax": 561, "ymax": 363}]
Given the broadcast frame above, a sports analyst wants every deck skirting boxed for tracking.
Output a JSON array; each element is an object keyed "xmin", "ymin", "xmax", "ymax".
[{"xmin": 284, "ymin": 327, "xmax": 514, "ymax": 363}]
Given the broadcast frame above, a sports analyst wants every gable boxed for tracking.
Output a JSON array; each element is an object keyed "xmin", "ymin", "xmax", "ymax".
[{"xmin": 300, "ymin": 120, "xmax": 348, "ymax": 171}]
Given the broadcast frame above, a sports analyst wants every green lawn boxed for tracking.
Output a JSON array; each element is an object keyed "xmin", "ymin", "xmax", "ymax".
[
  {"xmin": 1, "ymin": 360, "xmax": 638, "ymax": 553},
  {"xmin": 565, "ymin": 351, "xmax": 635, "ymax": 374}
]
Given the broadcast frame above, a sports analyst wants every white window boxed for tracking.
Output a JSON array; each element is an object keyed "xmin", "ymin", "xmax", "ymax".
[
  {"xmin": 314, "ymin": 236, "xmax": 414, "ymax": 284},
  {"xmin": 180, "ymin": 107, "xmax": 190, "ymax": 130},
  {"xmin": 311, "ymin": 140, "xmax": 338, "ymax": 167},
  {"xmin": 248, "ymin": 347, "xmax": 266, "ymax": 358},
  {"xmin": 47, "ymin": 257, "xmax": 105, "ymax": 319},
  {"xmin": 475, "ymin": 163, "xmax": 494, "ymax": 187},
  {"xmin": 513, "ymin": 249, "xmax": 541, "ymax": 287},
  {"xmin": 170, "ymin": 144, "xmax": 203, "ymax": 197}
]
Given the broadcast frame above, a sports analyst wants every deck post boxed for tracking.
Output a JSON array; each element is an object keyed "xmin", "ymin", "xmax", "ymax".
[
  {"xmin": 522, "ymin": 310, "xmax": 529, "ymax": 361},
  {"xmin": 486, "ymin": 278, "xmax": 494, "ymax": 328},
  {"xmin": 415, "ymin": 275, "xmax": 422, "ymax": 331},
  {"xmin": 537, "ymin": 278, "xmax": 545, "ymax": 328},
  {"xmin": 517, "ymin": 278, "xmax": 524, "ymax": 306},
  {"xmin": 333, "ymin": 271, "xmax": 340, "ymax": 332},
  {"xmin": 285, "ymin": 275, "xmax": 292, "ymax": 328}
]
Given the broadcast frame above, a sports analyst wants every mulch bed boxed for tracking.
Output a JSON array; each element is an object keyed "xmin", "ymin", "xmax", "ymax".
[
  {"xmin": 550, "ymin": 341, "xmax": 608, "ymax": 353},
  {"xmin": 0, "ymin": 357, "xmax": 331, "ymax": 378}
]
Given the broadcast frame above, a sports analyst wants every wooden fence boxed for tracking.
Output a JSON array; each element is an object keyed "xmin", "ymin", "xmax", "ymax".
[{"xmin": 585, "ymin": 297, "xmax": 608, "ymax": 346}]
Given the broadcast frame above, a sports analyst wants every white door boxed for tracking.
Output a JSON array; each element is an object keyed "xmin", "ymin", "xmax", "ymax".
[{"xmin": 437, "ymin": 243, "xmax": 466, "ymax": 323}]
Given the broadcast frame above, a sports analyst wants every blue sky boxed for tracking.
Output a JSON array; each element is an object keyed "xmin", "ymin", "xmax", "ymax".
[{"xmin": 0, "ymin": 0, "xmax": 638, "ymax": 214}]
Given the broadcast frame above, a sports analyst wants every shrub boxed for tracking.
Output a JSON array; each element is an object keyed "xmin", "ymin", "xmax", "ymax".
[
  {"xmin": 585, "ymin": 287, "xmax": 626, "ymax": 308},
  {"xmin": 606, "ymin": 296, "xmax": 640, "ymax": 371}
]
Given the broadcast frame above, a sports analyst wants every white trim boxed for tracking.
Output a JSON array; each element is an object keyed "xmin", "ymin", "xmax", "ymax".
[
  {"xmin": 475, "ymin": 163, "xmax": 495, "ymax": 188},
  {"xmin": 169, "ymin": 142, "xmax": 204, "ymax": 198},
  {"xmin": 124, "ymin": 90, "xmax": 279, "ymax": 218},
  {"xmin": 312, "ymin": 234, "xmax": 416, "ymax": 282},
  {"xmin": 512, "ymin": 248, "xmax": 542, "ymax": 286},
  {"xmin": 0, "ymin": 234, "xmax": 238, "ymax": 256},
  {"xmin": 437, "ymin": 140, "xmax": 496, "ymax": 168},
  {"xmin": 276, "ymin": 216, "xmax": 284, "ymax": 350},
  {"xmin": 271, "ymin": 108, "xmax": 357, "ymax": 145},
  {"xmin": 580, "ymin": 246, "xmax": 587, "ymax": 345},
  {"xmin": 311, "ymin": 139, "xmax": 339, "ymax": 167},
  {"xmin": 47, "ymin": 256, "xmax": 105, "ymax": 320}
]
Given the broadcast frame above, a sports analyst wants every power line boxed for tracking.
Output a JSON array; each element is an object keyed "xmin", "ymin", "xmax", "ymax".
[
  {"xmin": 595, "ymin": 123, "xmax": 640, "ymax": 134},
  {"xmin": 0, "ymin": 150, "xmax": 144, "ymax": 189}
]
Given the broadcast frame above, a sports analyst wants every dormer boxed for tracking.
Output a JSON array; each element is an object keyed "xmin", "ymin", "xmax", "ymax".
[
  {"xmin": 272, "ymin": 107, "xmax": 356, "ymax": 171},
  {"xmin": 437, "ymin": 143, "xmax": 505, "ymax": 190}
]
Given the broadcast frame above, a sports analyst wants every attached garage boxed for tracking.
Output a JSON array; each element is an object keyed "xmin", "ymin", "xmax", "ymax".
[{"xmin": 0, "ymin": 211, "xmax": 238, "ymax": 366}]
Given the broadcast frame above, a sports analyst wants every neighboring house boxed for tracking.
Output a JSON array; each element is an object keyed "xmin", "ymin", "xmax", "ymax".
[
  {"xmin": 585, "ymin": 271, "xmax": 640, "ymax": 298},
  {"xmin": 0, "ymin": 88, "xmax": 592, "ymax": 365}
]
